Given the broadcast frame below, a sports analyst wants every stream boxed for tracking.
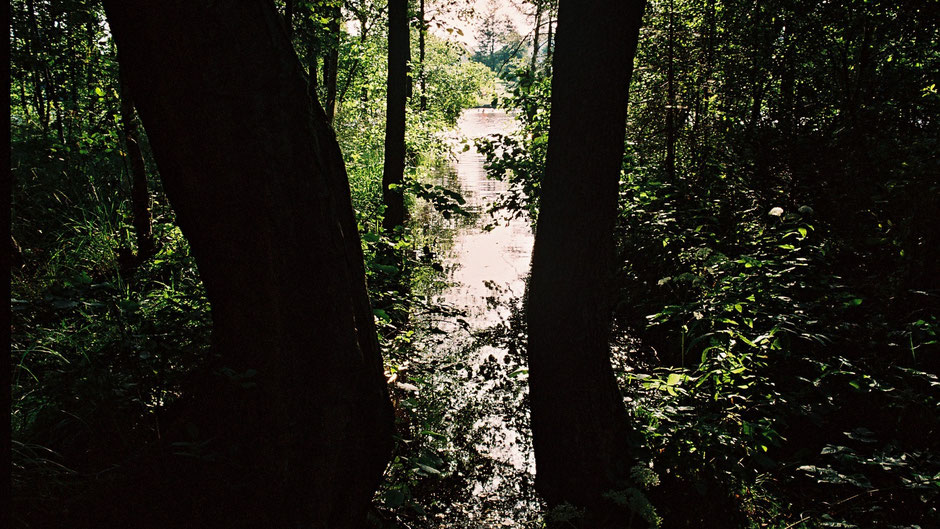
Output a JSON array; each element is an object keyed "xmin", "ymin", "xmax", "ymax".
[{"xmin": 410, "ymin": 108, "xmax": 540, "ymax": 526}]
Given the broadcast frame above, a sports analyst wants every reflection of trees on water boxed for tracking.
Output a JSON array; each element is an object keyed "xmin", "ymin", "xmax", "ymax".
[{"xmin": 407, "ymin": 110, "xmax": 539, "ymax": 526}]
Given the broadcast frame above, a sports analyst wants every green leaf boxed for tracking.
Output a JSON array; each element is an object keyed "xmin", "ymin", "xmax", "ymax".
[
  {"xmin": 384, "ymin": 489, "xmax": 405, "ymax": 508},
  {"xmin": 419, "ymin": 430, "xmax": 447, "ymax": 439},
  {"xmin": 416, "ymin": 463, "xmax": 441, "ymax": 476}
]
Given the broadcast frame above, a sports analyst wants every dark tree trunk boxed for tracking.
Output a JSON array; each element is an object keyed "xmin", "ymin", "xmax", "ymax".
[
  {"xmin": 284, "ymin": 0, "xmax": 294, "ymax": 38},
  {"xmin": 531, "ymin": 2, "xmax": 542, "ymax": 76},
  {"xmin": 418, "ymin": 0, "xmax": 427, "ymax": 111},
  {"xmin": 118, "ymin": 64, "xmax": 155, "ymax": 262},
  {"xmin": 665, "ymin": 0, "xmax": 676, "ymax": 182},
  {"xmin": 308, "ymin": 39, "xmax": 320, "ymax": 103},
  {"xmin": 382, "ymin": 0, "xmax": 409, "ymax": 234},
  {"xmin": 323, "ymin": 3, "xmax": 340, "ymax": 122},
  {"xmin": 697, "ymin": 0, "xmax": 717, "ymax": 180},
  {"xmin": 778, "ymin": 19, "xmax": 796, "ymax": 139},
  {"xmin": 544, "ymin": 6, "xmax": 554, "ymax": 75},
  {"xmin": 11, "ymin": 15, "xmax": 31, "ymax": 120},
  {"xmin": 526, "ymin": 0, "xmax": 645, "ymax": 525},
  {"xmin": 26, "ymin": 0, "xmax": 49, "ymax": 133},
  {"xmin": 103, "ymin": 2, "xmax": 394, "ymax": 528}
]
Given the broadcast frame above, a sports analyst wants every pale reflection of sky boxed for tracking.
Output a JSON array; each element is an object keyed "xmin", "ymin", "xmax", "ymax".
[
  {"xmin": 426, "ymin": 109, "xmax": 538, "ymax": 524},
  {"xmin": 438, "ymin": 109, "xmax": 533, "ymax": 330}
]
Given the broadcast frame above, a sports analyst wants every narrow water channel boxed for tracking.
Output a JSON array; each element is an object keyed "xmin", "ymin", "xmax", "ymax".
[
  {"xmin": 412, "ymin": 108, "xmax": 540, "ymax": 525},
  {"xmin": 438, "ymin": 109, "xmax": 532, "ymax": 328}
]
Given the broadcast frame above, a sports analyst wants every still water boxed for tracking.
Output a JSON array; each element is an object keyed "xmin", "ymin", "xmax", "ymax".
[
  {"xmin": 438, "ymin": 109, "xmax": 532, "ymax": 328},
  {"xmin": 412, "ymin": 108, "xmax": 540, "ymax": 526}
]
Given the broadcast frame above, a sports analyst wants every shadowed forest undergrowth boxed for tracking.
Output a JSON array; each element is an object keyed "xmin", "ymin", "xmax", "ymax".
[{"xmin": 10, "ymin": 0, "xmax": 938, "ymax": 528}]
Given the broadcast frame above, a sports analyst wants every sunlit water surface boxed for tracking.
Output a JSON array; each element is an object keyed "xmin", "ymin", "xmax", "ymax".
[{"xmin": 412, "ymin": 108, "xmax": 539, "ymax": 526}]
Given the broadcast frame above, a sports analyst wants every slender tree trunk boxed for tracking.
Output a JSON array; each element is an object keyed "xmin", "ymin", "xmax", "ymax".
[
  {"xmin": 526, "ymin": 0, "xmax": 645, "ymax": 525},
  {"xmin": 382, "ymin": 0, "xmax": 409, "ymax": 234},
  {"xmin": 51, "ymin": 89, "xmax": 65, "ymax": 146},
  {"xmin": 284, "ymin": 0, "xmax": 294, "ymax": 38},
  {"xmin": 779, "ymin": 19, "xmax": 795, "ymax": 139},
  {"xmin": 418, "ymin": 0, "xmax": 427, "ymax": 111},
  {"xmin": 698, "ymin": 0, "xmax": 716, "ymax": 180},
  {"xmin": 305, "ymin": 12, "xmax": 321, "ymax": 109},
  {"xmin": 530, "ymin": 2, "xmax": 542, "ymax": 75},
  {"xmin": 544, "ymin": 7, "xmax": 554, "ymax": 75},
  {"xmin": 665, "ymin": 0, "xmax": 676, "ymax": 182},
  {"xmin": 746, "ymin": 0, "xmax": 764, "ymax": 137},
  {"xmin": 103, "ymin": 2, "xmax": 394, "ymax": 528},
  {"xmin": 308, "ymin": 41, "xmax": 320, "ymax": 102},
  {"xmin": 66, "ymin": 11, "xmax": 77, "ymax": 147},
  {"xmin": 118, "ymin": 64, "xmax": 155, "ymax": 261},
  {"xmin": 323, "ymin": 4, "xmax": 340, "ymax": 123},
  {"xmin": 525, "ymin": 3, "xmax": 543, "ymax": 124},
  {"xmin": 26, "ymin": 0, "xmax": 49, "ymax": 133},
  {"xmin": 11, "ymin": 19, "xmax": 31, "ymax": 120}
]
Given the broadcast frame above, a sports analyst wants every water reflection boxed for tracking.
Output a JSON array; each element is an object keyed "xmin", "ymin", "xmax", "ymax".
[
  {"xmin": 413, "ymin": 109, "xmax": 540, "ymax": 526},
  {"xmin": 438, "ymin": 109, "xmax": 532, "ymax": 329}
]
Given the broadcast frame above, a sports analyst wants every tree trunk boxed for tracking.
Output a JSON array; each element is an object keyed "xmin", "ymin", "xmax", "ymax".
[
  {"xmin": 103, "ymin": 2, "xmax": 394, "ymax": 527},
  {"xmin": 118, "ymin": 63, "xmax": 155, "ymax": 262},
  {"xmin": 323, "ymin": 3, "xmax": 340, "ymax": 123},
  {"xmin": 526, "ymin": 0, "xmax": 645, "ymax": 525},
  {"xmin": 11, "ymin": 15, "xmax": 31, "ymax": 120},
  {"xmin": 26, "ymin": 0, "xmax": 49, "ymax": 133},
  {"xmin": 418, "ymin": 0, "xmax": 427, "ymax": 111},
  {"xmin": 697, "ymin": 0, "xmax": 717, "ymax": 180},
  {"xmin": 308, "ymin": 41, "xmax": 320, "ymax": 102},
  {"xmin": 665, "ymin": 0, "xmax": 676, "ymax": 182},
  {"xmin": 544, "ymin": 6, "xmax": 554, "ymax": 75},
  {"xmin": 382, "ymin": 0, "xmax": 409, "ymax": 234},
  {"xmin": 530, "ymin": 2, "xmax": 541, "ymax": 75},
  {"xmin": 284, "ymin": 0, "xmax": 294, "ymax": 38}
]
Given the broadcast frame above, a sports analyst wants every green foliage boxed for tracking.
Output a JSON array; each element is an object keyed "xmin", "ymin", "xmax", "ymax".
[
  {"xmin": 11, "ymin": 1, "xmax": 494, "ymax": 524},
  {"xmin": 476, "ymin": 73, "xmax": 552, "ymax": 224},
  {"xmin": 422, "ymin": 38, "xmax": 499, "ymax": 123},
  {"xmin": 12, "ymin": 221, "xmax": 212, "ymax": 510},
  {"xmin": 10, "ymin": 0, "xmax": 939, "ymax": 526},
  {"xmin": 471, "ymin": 2, "xmax": 526, "ymax": 77},
  {"xmin": 483, "ymin": 0, "xmax": 939, "ymax": 526}
]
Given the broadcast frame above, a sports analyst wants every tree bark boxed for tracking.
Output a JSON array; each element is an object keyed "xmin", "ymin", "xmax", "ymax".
[
  {"xmin": 284, "ymin": 0, "xmax": 294, "ymax": 38},
  {"xmin": 25, "ymin": 0, "xmax": 49, "ymax": 133},
  {"xmin": 526, "ymin": 0, "xmax": 645, "ymax": 524},
  {"xmin": 323, "ymin": 3, "xmax": 340, "ymax": 122},
  {"xmin": 103, "ymin": 2, "xmax": 394, "ymax": 527},
  {"xmin": 118, "ymin": 63, "xmax": 155, "ymax": 262},
  {"xmin": 665, "ymin": 0, "xmax": 676, "ymax": 182},
  {"xmin": 382, "ymin": 0, "xmax": 409, "ymax": 234},
  {"xmin": 531, "ymin": 1, "xmax": 542, "ymax": 76},
  {"xmin": 544, "ymin": 6, "xmax": 554, "ymax": 75},
  {"xmin": 418, "ymin": 0, "xmax": 427, "ymax": 112},
  {"xmin": 697, "ymin": 0, "xmax": 717, "ymax": 180}
]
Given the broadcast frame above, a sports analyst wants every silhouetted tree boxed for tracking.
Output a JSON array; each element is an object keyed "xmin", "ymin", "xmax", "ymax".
[
  {"xmin": 117, "ymin": 63, "xmax": 155, "ymax": 263},
  {"xmin": 103, "ymin": 1, "xmax": 394, "ymax": 527},
  {"xmin": 526, "ymin": 0, "xmax": 646, "ymax": 525},
  {"xmin": 382, "ymin": 0, "xmax": 409, "ymax": 233}
]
